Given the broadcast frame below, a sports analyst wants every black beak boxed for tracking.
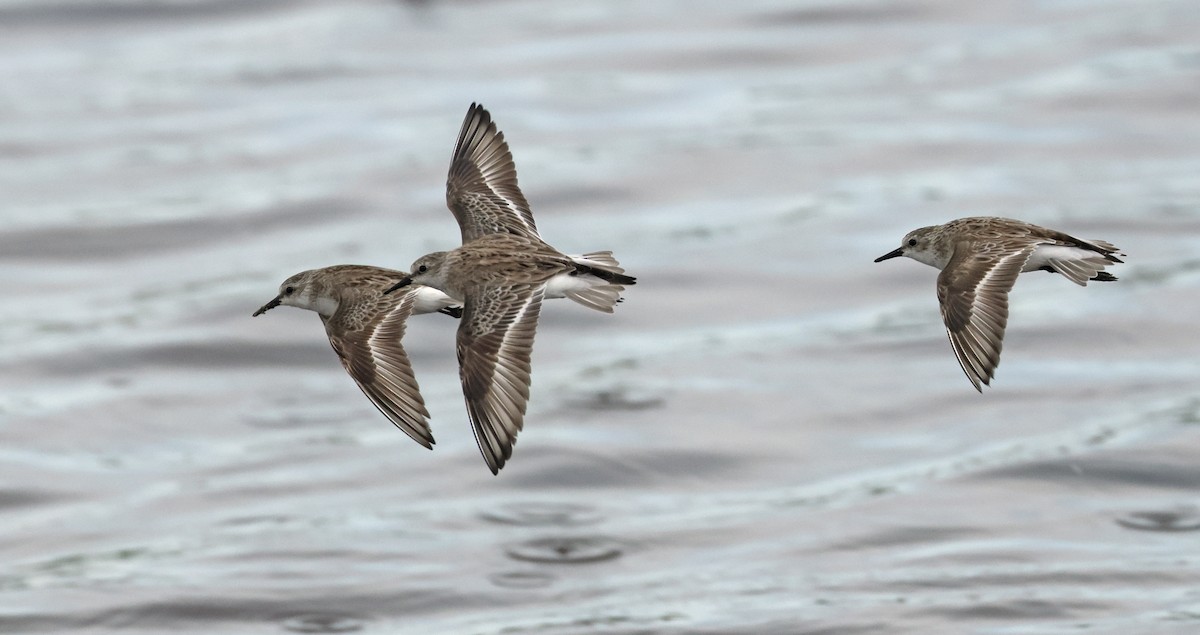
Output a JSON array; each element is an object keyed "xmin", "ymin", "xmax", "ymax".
[
  {"xmin": 874, "ymin": 247, "xmax": 904, "ymax": 263},
  {"xmin": 252, "ymin": 295, "xmax": 282, "ymax": 317},
  {"xmin": 383, "ymin": 277, "xmax": 413, "ymax": 295}
]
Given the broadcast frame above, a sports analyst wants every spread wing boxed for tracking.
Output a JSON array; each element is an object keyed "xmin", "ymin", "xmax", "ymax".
[
  {"xmin": 456, "ymin": 283, "xmax": 545, "ymax": 474},
  {"xmin": 936, "ymin": 241, "xmax": 1037, "ymax": 392},
  {"xmin": 445, "ymin": 103, "xmax": 539, "ymax": 243},
  {"xmin": 326, "ymin": 287, "xmax": 434, "ymax": 448}
]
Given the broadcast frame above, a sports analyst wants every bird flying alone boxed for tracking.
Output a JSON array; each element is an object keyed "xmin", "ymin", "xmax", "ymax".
[
  {"xmin": 874, "ymin": 216, "xmax": 1123, "ymax": 392},
  {"xmin": 386, "ymin": 103, "xmax": 637, "ymax": 474}
]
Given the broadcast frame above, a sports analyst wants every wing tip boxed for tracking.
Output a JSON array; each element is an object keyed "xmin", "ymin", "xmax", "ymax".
[
  {"xmin": 947, "ymin": 330, "xmax": 999, "ymax": 393},
  {"xmin": 456, "ymin": 102, "xmax": 497, "ymax": 158},
  {"xmin": 463, "ymin": 392, "xmax": 520, "ymax": 475}
]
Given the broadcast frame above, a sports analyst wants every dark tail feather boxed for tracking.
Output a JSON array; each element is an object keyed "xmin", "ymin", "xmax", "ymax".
[
  {"xmin": 576, "ymin": 263, "xmax": 637, "ymax": 286},
  {"xmin": 1090, "ymin": 272, "xmax": 1118, "ymax": 282},
  {"xmin": 438, "ymin": 306, "xmax": 464, "ymax": 318}
]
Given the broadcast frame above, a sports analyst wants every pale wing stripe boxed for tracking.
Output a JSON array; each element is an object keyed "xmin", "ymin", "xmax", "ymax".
[
  {"xmin": 941, "ymin": 244, "xmax": 1033, "ymax": 391},
  {"xmin": 957, "ymin": 328, "xmax": 991, "ymax": 375},
  {"xmin": 331, "ymin": 286, "xmax": 434, "ymax": 446},
  {"xmin": 488, "ymin": 287, "xmax": 541, "ymax": 432},
  {"xmin": 966, "ymin": 247, "xmax": 1028, "ymax": 378},
  {"xmin": 359, "ymin": 289, "xmax": 433, "ymax": 445},
  {"xmin": 447, "ymin": 104, "xmax": 539, "ymax": 242},
  {"xmin": 492, "ymin": 289, "xmax": 540, "ymax": 402},
  {"xmin": 962, "ymin": 325, "xmax": 994, "ymax": 361},
  {"xmin": 968, "ymin": 327, "xmax": 1001, "ymax": 368},
  {"xmin": 368, "ymin": 294, "xmax": 427, "ymax": 403},
  {"xmin": 458, "ymin": 285, "xmax": 544, "ymax": 474},
  {"xmin": 471, "ymin": 111, "xmax": 536, "ymax": 233}
]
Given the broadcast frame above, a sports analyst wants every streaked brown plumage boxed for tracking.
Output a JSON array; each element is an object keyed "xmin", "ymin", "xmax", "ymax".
[
  {"xmin": 253, "ymin": 265, "xmax": 460, "ymax": 448},
  {"xmin": 387, "ymin": 103, "xmax": 636, "ymax": 473},
  {"xmin": 876, "ymin": 217, "xmax": 1123, "ymax": 391}
]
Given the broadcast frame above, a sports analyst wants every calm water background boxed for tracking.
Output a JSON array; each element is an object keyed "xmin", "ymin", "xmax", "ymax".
[{"xmin": 2, "ymin": 0, "xmax": 1200, "ymax": 633}]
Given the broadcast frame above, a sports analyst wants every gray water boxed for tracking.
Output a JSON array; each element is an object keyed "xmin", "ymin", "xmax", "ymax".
[{"xmin": 2, "ymin": 0, "xmax": 1200, "ymax": 633}]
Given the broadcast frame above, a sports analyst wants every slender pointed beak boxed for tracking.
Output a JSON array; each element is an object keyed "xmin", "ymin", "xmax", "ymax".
[
  {"xmin": 252, "ymin": 295, "xmax": 282, "ymax": 317},
  {"xmin": 874, "ymin": 247, "xmax": 904, "ymax": 263},
  {"xmin": 383, "ymin": 277, "xmax": 413, "ymax": 295}
]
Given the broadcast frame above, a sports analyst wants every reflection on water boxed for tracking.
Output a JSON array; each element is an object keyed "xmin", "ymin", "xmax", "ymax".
[
  {"xmin": 1116, "ymin": 508, "xmax": 1200, "ymax": 532},
  {"xmin": 2, "ymin": 0, "xmax": 1200, "ymax": 633},
  {"xmin": 281, "ymin": 613, "xmax": 366, "ymax": 634},
  {"xmin": 504, "ymin": 536, "xmax": 625, "ymax": 565}
]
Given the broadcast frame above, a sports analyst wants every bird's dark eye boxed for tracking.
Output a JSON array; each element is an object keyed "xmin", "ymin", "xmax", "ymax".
[
  {"xmin": 417, "ymin": 265, "xmax": 428, "ymax": 273},
  {"xmin": 284, "ymin": 286, "xmax": 295, "ymax": 296},
  {"xmin": 907, "ymin": 238, "xmax": 917, "ymax": 247}
]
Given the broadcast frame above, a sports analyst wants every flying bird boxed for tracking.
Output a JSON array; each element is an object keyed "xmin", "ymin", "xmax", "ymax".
[
  {"xmin": 875, "ymin": 216, "xmax": 1123, "ymax": 391},
  {"xmin": 253, "ymin": 265, "xmax": 460, "ymax": 447},
  {"xmin": 386, "ymin": 103, "xmax": 636, "ymax": 473}
]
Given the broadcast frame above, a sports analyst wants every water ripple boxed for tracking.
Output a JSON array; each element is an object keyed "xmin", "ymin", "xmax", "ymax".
[
  {"xmin": 488, "ymin": 570, "xmax": 557, "ymax": 589},
  {"xmin": 479, "ymin": 502, "xmax": 603, "ymax": 527},
  {"xmin": 1116, "ymin": 508, "xmax": 1200, "ymax": 532},
  {"xmin": 280, "ymin": 613, "xmax": 366, "ymax": 634},
  {"xmin": 505, "ymin": 536, "xmax": 624, "ymax": 564}
]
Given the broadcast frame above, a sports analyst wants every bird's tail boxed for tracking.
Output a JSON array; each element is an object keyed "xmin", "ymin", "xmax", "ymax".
[
  {"xmin": 564, "ymin": 283, "xmax": 626, "ymax": 313},
  {"xmin": 551, "ymin": 251, "xmax": 636, "ymax": 313},
  {"xmin": 1044, "ymin": 254, "xmax": 1119, "ymax": 286},
  {"xmin": 572, "ymin": 251, "xmax": 637, "ymax": 286}
]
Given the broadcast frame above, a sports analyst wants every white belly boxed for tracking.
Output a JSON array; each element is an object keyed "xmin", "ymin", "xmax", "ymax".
[
  {"xmin": 411, "ymin": 286, "xmax": 461, "ymax": 314},
  {"xmin": 544, "ymin": 272, "xmax": 594, "ymax": 299}
]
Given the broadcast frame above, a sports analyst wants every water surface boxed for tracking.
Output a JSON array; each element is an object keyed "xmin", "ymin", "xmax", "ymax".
[{"xmin": 2, "ymin": 1, "xmax": 1200, "ymax": 633}]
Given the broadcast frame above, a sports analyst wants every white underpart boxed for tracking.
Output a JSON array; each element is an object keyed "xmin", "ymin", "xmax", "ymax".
[
  {"xmin": 1024, "ymin": 244, "xmax": 1113, "ymax": 285},
  {"xmin": 547, "ymin": 276, "xmax": 624, "ymax": 314},
  {"xmin": 905, "ymin": 246, "xmax": 949, "ymax": 270},
  {"xmin": 551, "ymin": 252, "xmax": 627, "ymax": 312},
  {"xmin": 311, "ymin": 296, "xmax": 339, "ymax": 317},
  {"xmin": 285, "ymin": 292, "xmax": 339, "ymax": 318},
  {"xmin": 543, "ymin": 272, "xmax": 597, "ymax": 299},
  {"xmin": 411, "ymin": 286, "xmax": 460, "ymax": 314}
]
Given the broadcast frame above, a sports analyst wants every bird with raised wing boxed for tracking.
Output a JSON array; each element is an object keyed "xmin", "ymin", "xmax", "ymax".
[{"xmin": 387, "ymin": 103, "xmax": 636, "ymax": 474}]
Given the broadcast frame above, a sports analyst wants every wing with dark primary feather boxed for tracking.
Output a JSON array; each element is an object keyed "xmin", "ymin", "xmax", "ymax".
[
  {"xmin": 455, "ymin": 282, "xmax": 545, "ymax": 474},
  {"xmin": 936, "ymin": 240, "xmax": 1035, "ymax": 392},
  {"xmin": 325, "ymin": 280, "xmax": 435, "ymax": 448},
  {"xmin": 445, "ymin": 103, "xmax": 540, "ymax": 243}
]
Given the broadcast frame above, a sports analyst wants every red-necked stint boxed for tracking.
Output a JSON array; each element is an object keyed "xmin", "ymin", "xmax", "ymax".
[
  {"xmin": 253, "ymin": 265, "xmax": 460, "ymax": 448},
  {"xmin": 875, "ymin": 216, "xmax": 1123, "ymax": 391},
  {"xmin": 386, "ymin": 103, "xmax": 637, "ymax": 474}
]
